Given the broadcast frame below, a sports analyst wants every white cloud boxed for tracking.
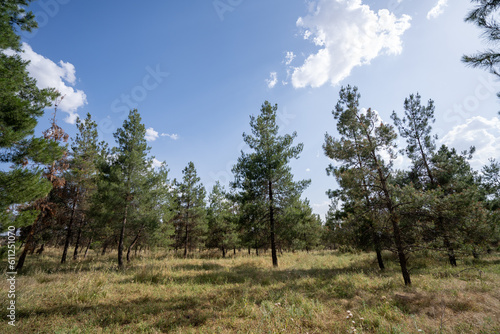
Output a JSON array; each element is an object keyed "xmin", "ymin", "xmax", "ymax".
[
  {"xmin": 12, "ymin": 43, "xmax": 87, "ymax": 124},
  {"xmin": 284, "ymin": 51, "xmax": 296, "ymax": 65},
  {"xmin": 152, "ymin": 158, "xmax": 163, "ymax": 168},
  {"xmin": 440, "ymin": 116, "xmax": 500, "ymax": 170},
  {"xmin": 291, "ymin": 0, "xmax": 411, "ymax": 88},
  {"xmin": 266, "ymin": 72, "xmax": 278, "ymax": 89},
  {"xmin": 161, "ymin": 133, "xmax": 179, "ymax": 140},
  {"xmin": 306, "ymin": 168, "xmax": 311, "ymax": 172},
  {"xmin": 427, "ymin": 0, "xmax": 448, "ymax": 20},
  {"xmin": 145, "ymin": 127, "xmax": 159, "ymax": 141}
]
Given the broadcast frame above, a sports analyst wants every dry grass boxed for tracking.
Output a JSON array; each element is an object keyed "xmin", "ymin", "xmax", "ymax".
[{"xmin": 1, "ymin": 248, "xmax": 499, "ymax": 333}]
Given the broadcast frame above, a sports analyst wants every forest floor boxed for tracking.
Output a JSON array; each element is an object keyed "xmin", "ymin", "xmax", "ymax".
[{"xmin": 1, "ymin": 248, "xmax": 499, "ymax": 333}]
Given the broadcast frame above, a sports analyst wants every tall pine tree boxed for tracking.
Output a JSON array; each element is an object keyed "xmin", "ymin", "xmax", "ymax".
[
  {"xmin": 174, "ymin": 162, "xmax": 207, "ymax": 257},
  {"xmin": 106, "ymin": 109, "xmax": 152, "ymax": 268},
  {"xmin": 232, "ymin": 101, "xmax": 309, "ymax": 267},
  {"xmin": 0, "ymin": 0, "xmax": 62, "ymax": 228}
]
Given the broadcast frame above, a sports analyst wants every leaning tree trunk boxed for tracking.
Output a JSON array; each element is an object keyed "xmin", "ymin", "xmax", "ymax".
[
  {"xmin": 390, "ymin": 213, "xmax": 411, "ymax": 286},
  {"xmin": 369, "ymin": 138, "xmax": 410, "ymax": 285},
  {"xmin": 101, "ymin": 239, "xmax": 109, "ymax": 256},
  {"xmin": 16, "ymin": 220, "xmax": 38, "ymax": 271},
  {"xmin": 126, "ymin": 226, "xmax": 143, "ymax": 262},
  {"xmin": 84, "ymin": 237, "xmax": 92, "ymax": 258},
  {"xmin": 36, "ymin": 244, "xmax": 45, "ymax": 255},
  {"xmin": 368, "ymin": 218, "xmax": 385, "ymax": 270}
]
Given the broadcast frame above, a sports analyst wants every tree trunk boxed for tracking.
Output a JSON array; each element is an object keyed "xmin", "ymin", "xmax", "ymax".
[
  {"xmin": 222, "ymin": 247, "xmax": 226, "ymax": 258},
  {"xmin": 369, "ymin": 220, "xmax": 385, "ymax": 270},
  {"xmin": 445, "ymin": 237, "xmax": 457, "ymax": 266},
  {"xmin": 29, "ymin": 242, "xmax": 37, "ymax": 255},
  {"xmin": 101, "ymin": 239, "xmax": 109, "ymax": 256},
  {"xmin": 73, "ymin": 223, "xmax": 83, "ymax": 260},
  {"xmin": 184, "ymin": 203, "xmax": 189, "ymax": 258},
  {"xmin": 118, "ymin": 203, "xmax": 129, "ymax": 268},
  {"xmin": 269, "ymin": 180, "xmax": 278, "ymax": 267},
  {"xmin": 61, "ymin": 190, "xmax": 78, "ymax": 264},
  {"xmin": 437, "ymin": 217, "xmax": 456, "ymax": 266},
  {"xmin": 15, "ymin": 221, "xmax": 37, "ymax": 271},
  {"xmin": 391, "ymin": 214, "xmax": 411, "ymax": 285},
  {"xmin": 126, "ymin": 227, "xmax": 143, "ymax": 262},
  {"xmin": 376, "ymin": 247, "xmax": 385, "ymax": 271},
  {"xmin": 84, "ymin": 237, "xmax": 92, "ymax": 258},
  {"xmin": 36, "ymin": 244, "xmax": 45, "ymax": 255},
  {"xmin": 367, "ymin": 136, "xmax": 410, "ymax": 285}
]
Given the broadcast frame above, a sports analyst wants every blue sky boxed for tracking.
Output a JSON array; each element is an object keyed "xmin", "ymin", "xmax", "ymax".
[{"xmin": 17, "ymin": 0, "xmax": 500, "ymax": 218}]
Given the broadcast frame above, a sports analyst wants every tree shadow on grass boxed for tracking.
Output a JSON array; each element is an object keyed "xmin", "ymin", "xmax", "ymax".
[
  {"xmin": 15, "ymin": 295, "xmax": 212, "ymax": 332},
  {"xmin": 166, "ymin": 254, "xmax": 388, "ymax": 288},
  {"xmin": 172, "ymin": 263, "xmax": 224, "ymax": 271}
]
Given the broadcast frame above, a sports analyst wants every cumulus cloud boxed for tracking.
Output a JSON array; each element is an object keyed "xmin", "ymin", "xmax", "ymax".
[
  {"xmin": 145, "ymin": 127, "xmax": 159, "ymax": 141},
  {"xmin": 161, "ymin": 133, "xmax": 179, "ymax": 140},
  {"xmin": 266, "ymin": 72, "xmax": 278, "ymax": 88},
  {"xmin": 440, "ymin": 116, "xmax": 500, "ymax": 170},
  {"xmin": 291, "ymin": 0, "xmax": 411, "ymax": 88},
  {"xmin": 152, "ymin": 158, "xmax": 163, "ymax": 168},
  {"xmin": 427, "ymin": 0, "xmax": 448, "ymax": 20},
  {"xmin": 11, "ymin": 43, "xmax": 87, "ymax": 124}
]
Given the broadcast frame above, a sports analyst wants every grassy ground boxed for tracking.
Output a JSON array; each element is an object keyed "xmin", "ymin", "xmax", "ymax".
[{"xmin": 1, "ymin": 248, "xmax": 499, "ymax": 333}]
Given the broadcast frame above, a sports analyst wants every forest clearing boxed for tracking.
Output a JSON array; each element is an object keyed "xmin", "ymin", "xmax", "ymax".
[
  {"xmin": 1, "ymin": 249, "xmax": 499, "ymax": 333},
  {"xmin": 2, "ymin": 1, "xmax": 500, "ymax": 333}
]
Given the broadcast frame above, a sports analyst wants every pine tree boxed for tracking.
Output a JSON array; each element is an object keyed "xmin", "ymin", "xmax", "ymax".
[
  {"xmin": 324, "ymin": 86, "xmax": 412, "ymax": 285},
  {"xmin": 279, "ymin": 198, "xmax": 322, "ymax": 252},
  {"xmin": 324, "ymin": 87, "xmax": 388, "ymax": 271},
  {"xmin": 175, "ymin": 162, "xmax": 207, "ymax": 257},
  {"xmin": 106, "ymin": 109, "xmax": 152, "ymax": 268},
  {"xmin": 0, "ymin": 0, "xmax": 62, "ymax": 227},
  {"xmin": 15, "ymin": 106, "xmax": 69, "ymax": 270},
  {"xmin": 206, "ymin": 182, "xmax": 239, "ymax": 257},
  {"xmin": 126, "ymin": 164, "xmax": 170, "ymax": 262},
  {"xmin": 463, "ymin": 0, "xmax": 500, "ymax": 101},
  {"xmin": 232, "ymin": 101, "xmax": 310, "ymax": 267},
  {"xmin": 61, "ymin": 113, "xmax": 105, "ymax": 263},
  {"xmin": 391, "ymin": 94, "xmax": 460, "ymax": 266}
]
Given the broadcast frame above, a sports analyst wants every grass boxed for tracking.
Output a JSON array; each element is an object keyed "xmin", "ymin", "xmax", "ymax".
[{"xmin": 1, "ymin": 249, "xmax": 499, "ymax": 333}]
